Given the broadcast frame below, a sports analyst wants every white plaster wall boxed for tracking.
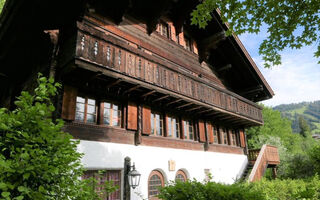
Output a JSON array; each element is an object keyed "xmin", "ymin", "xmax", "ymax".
[{"xmin": 78, "ymin": 140, "xmax": 248, "ymax": 200}]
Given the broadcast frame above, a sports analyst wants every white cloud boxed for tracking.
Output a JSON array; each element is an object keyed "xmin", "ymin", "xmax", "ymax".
[{"xmin": 256, "ymin": 46, "xmax": 320, "ymax": 107}]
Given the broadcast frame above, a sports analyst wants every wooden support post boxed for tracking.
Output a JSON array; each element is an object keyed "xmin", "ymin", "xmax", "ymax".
[
  {"xmin": 272, "ymin": 167, "xmax": 277, "ymax": 179},
  {"xmin": 141, "ymin": 90, "xmax": 156, "ymax": 98},
  {"xmin": 124, "ymin": 157, "xmax": 131, "ymax": 200},
  {"xmin": 135, "ymin": 104, "xmax": 142, "ymax": 145},
  {"xmin": 167, "ymin": 98, "xmax": 182, "ymax": 106},
  {"xmin": 176, "ymin": 102, "xmax": 193, "ymax": 109}
]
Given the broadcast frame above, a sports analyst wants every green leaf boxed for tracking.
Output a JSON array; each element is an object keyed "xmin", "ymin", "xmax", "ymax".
[{"xmin": 1, "ymin": 192, "xmax": 10, "ymax": 198}]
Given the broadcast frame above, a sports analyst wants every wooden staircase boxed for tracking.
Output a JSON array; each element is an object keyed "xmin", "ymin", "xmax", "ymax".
[{"xmin": 245, "ymin": 145, "xmax": 280, "ymax": 182}]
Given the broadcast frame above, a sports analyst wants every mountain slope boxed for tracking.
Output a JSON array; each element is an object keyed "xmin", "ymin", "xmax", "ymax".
[{"xmin": 273, "ymin": 100, "xmax": 320, "ymax": 134}]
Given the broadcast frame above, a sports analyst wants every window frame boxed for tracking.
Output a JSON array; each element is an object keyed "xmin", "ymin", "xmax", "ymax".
[
  {"xmin": 101, "ymin": 100, "xmax": 122, "ymax": 127},
  {"xmin": 82, "ymin": 170, "xmax": 121, "ymax": 200},
  {"xmin": 175, "ymin": 170, "xmax": 188, "ymax": 182},
  {"xmin": 183, "ymin": 119, "xmax": 194, "ymax": 141},
  {"xmin": 167, "ymin": 115, "xmax": 180, "ymax": 139},
  {"xmin": 150, "ymin": 111, "xmax": 164, "ymax": 136},
  {"xmin": 75, "ymin": 96, "xmax": 98, "ymax": 124},
  {"xmin": 158, "ymin": 21, "xmax": 170, "ymax": 39},
  {"xmin": 148, "ymin": 170, "xmax": 165, "ymax": 199}
]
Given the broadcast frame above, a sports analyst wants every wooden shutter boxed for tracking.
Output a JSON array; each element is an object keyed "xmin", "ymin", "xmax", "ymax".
[
  {"xmin": 142, "ymin": 106, "xmax": 151, "ymax": 135},
  {"xmin": 198, "ymin": 120, "xmax": 206, "ymax": 143},
  {"xmin": 127, "ymin": 102, "xmax": 138, "ymax": 130},
  {"xmin": 239, "ymin": 129, "xmax": 246, "ymax": 147},
  {"xmin": 207, "ymin": 123, "xmax": 214, "ymax": 144},
  {"xmin": 227, "ymin": 129, "xmax": 232, "ymax": 145},
  {"xmin": 61, "ymin": 85, "xmax": 78, "ymax": 121}
]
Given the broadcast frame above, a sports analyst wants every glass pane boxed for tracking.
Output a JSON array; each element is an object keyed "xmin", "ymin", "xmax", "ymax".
[
  {"xmin": 75, "ymin": 112, "xmax": 84, "ymax": 121},
  {"xmin": 76, "ymin": 102, "xmax": 85, "ymax": 112},
  {"xmin": 87, "ymin": 114, "xmax": 96, "ymax": 123},
  {"xmin": 167, "ymin": 117, "xmax": 172, "ymax": 137},
  {"xmin": 175, "ymin": 121, "xmax": 179, "ymax": 138},
  {"xmin": 88, "ymin": 98, "xmax": 95, "ymax": 105},
  {"xmin": 76, "ymin": 96, "xmax": 85, "ymax": 103},
  {"xmin": 104, "ymin": 108, "xmax": 110, "ymax": 125},
  {"xmin": 104, "ymin": 102, "xmax": 111, "ymax": 109},
  {"xmin": 151, "ymin": 114, "xmax": 154, "ymax": 134},
  {"xmin": 189, "ymin": 123, "xmax": 194, "ymax": 140},
  {"xmin": 87, "ymin": 105, "xmax": 96, "ymax": 114},
  {"xmin": 113, "ymin": 109, "xmax": 121, "ymax": 126},
  {"xmin": 184, "ymin": 121, "xmax": 188, "ymax": 139}
]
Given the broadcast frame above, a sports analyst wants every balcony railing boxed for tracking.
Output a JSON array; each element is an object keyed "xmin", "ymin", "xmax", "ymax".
[
  {"xmin": 74, "ymin": 28, "xmax": 263, "ymax": 123},
  {"xmin": 248, "ymin": 145, "xmax": 280, "ymax": 182}
]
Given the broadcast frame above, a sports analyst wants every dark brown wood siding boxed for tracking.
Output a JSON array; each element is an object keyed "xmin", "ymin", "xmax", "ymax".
[{"xmin": 61, "ymin": 85, "xmax": 78, "ymax": 121}]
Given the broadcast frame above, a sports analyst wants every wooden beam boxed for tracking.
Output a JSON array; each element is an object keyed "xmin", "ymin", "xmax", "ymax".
[
  {"xmin": 167, "ymin": 99, "xmax": 183, "ymax": 106},
  {"xmin": 197, "ymin": 109, "xmax": 213, "ymax": 114},
  {"xmin": 123, "ymin": 85, "xmax": 140, "ymax": 94},
  {"xmin": 185, "ymin": 105, "xmax": 203, "ymax": 112},
  {"xmin": 141, "ymin": 90, "xmax": 156, "ymax": 98},
  {"xmin": 176, "ymin": 102, "xmax": 193, "ymax": 109},
  {"xmin": 88, "ymin": 71, "xmax": 103, "ymax": 81},
  {"xmin": 217, "ymin": 64, "xmax": 232, "ymax": 72},
  {"xmin": 239, "ymin": 85, "xmax": 263, "ymax": 96},
  {"xmin": 106, "ymin": 79, "xmax": 122, "ymax": 89},
  {"xmin": 153, "ymin": 94, "xmax": 170, "ymax": 102},
  {"xmin": 199, "ymin": 31, "xmax": 226, "ymax": 49}
]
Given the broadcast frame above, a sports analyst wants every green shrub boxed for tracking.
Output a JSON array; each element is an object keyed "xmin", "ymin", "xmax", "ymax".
[
  {"xmin": 158, "ymin": 180, "xmax": 264, "ymax": 200},
  {"xmin": 158, "ymin": 176, "xmax": 320, "ymax": 200}
]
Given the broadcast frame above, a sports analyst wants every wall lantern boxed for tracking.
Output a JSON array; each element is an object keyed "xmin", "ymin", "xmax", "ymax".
[{"xmin": 128, "ymin": 163, "xmax": 141, "ymax": 189}]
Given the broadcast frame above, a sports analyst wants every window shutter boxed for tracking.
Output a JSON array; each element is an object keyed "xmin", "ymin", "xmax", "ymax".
[
  {"xmin": 239, "ymin": 129, "xmax": 246, "ymax": 147},
  {"xmin": 61, "ymin": 85, "xmax": 78, "ymax": 121},
  {"xmin": 198, "ymin": 120, "xmax": 206, "ymax": 143},
  {"xmin": 142, "ymin": 106, "xmax": 151, "ymax": 135},
  {"xmin": 127, "ymin": 102, "xmax": 138, "ymax": 130},
  {"xmin": 207, "ymin": 123, "xmax": 214, "ymax": 144},
  {"xmin": 227, "ymin": 129, "xmax": 232, "ymax": 145}
]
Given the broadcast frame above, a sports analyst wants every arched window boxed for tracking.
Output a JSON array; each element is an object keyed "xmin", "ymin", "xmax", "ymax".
[
  {"xmin": 148, "ymin": 170, "xmax": 164, "ymax": 199},
  {"xmin": 175, "ymin": 170, "xmax": 187, "ymax": 182}
]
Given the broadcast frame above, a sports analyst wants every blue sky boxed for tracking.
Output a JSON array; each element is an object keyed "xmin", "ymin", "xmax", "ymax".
[{"xmin": 239, "ymin": 30, "xmax": 320, "ymax": 107}]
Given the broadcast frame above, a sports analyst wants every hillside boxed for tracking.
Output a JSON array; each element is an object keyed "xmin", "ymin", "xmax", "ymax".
[{"xmin": 273, "ymin": 100, "xmax": 320, "ymax": 135}]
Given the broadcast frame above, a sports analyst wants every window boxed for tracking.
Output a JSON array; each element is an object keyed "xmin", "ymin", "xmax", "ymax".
[
  {"xmin": 231, "ymin": 130, "xmax": 237, "ymax": 146},
  {"xmin": 75, "ymin": 96, "xmax": 97, "ymax": 123},
  {"xmin": 83, "ymin": 170, "xmax": 121, "ymax": 200},
  {"xmin": 148, "ymin": 170, "xmax": 165, "ymax": 199},
  {"xmin": 184, "ymin": 35, "xmax": 192, "ymax": 52},
  {"xmin": 183, "ymin": 120, "xmax": 194, "ymax": 140},
  {"xmin": 213, "ymin": 126, "xmax": 219, "ymax": 144},
  {"xmin": 175, "ymin": 170, "xmax": 187, "ymax": 182},
  {"xmin": 102, "ymin": 102, "xmax": 121, "ymax": 127},
  {"xmin": 221, "ymin": 128, "xmax": 228, "ymax": 144},
  {"xmin": 206, "ymin": 122, "xmax": 219, "ymax": 144},
  {"xmin": 167, "ymin": 116, "xmax": 180, "ymax": 138},
  {"xmin": 151, "ymin": 111, "xmax": 164, "ymax": 136},
  {"xmin": 158, "ymin": 21, "xmax": 169, "ymax": 38}
]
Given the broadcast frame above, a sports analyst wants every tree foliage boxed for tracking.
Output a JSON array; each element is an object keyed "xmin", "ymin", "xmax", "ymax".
[
  {"xmin": 191, "ymin": 0, "xmax": 320, "ymax": 67},
  {"xmin": 0, "ymin": 0, "xmax": 5, "ymax": 14},
  {"xmin": 0, "ymin": 75, "xmax": 116, "ymax": 200},
  {"xmin": 246, "ymin": 105, "xmax": 318, "ymax": 179},
  {"xmin": 299, "ymin": 115, "xmax": 311, "ymax": 137}
]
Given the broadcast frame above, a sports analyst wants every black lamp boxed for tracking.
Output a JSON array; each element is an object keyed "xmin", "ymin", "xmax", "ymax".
[{"xmin": 128, "ymin": 163, "xmax": 141, "ymax": 189}]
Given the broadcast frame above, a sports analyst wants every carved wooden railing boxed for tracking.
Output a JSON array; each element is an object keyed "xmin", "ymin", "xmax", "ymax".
[
  {"xmin": 248, "ymin": 145, "xmax": 280, "ymax": 182},
  {"xmin": 74, "ymin": 27, "xmax": 263, "ymax": 123}
]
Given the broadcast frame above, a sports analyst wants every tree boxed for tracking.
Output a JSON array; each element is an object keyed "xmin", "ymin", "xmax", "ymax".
[
  {"xmin": 0, "ymin": 0, "xmax": 5, "ymax": 13},
  {"xmin": 191, "ymin": 0, "xmax": 320, "ymax": 67},
  {"xmin": 0, "ymin": 75, "xmax": 118, "ymax": 200},
  {"xmin": 298, "ymin": 115, "xmax": 311, "ymax": 137}
]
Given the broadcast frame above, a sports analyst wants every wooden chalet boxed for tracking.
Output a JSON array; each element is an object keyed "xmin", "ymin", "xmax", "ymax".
[{"xmin": 0, "ymin": 0, "xmax": 279, "ymax": 199}]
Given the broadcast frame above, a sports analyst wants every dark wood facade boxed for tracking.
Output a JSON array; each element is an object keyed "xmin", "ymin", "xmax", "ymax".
[{"xmin": 0, "ymin": 0, "xmax": 274, "ymax": 155}]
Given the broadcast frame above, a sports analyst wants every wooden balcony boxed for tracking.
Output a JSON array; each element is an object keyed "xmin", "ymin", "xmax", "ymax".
[
  {"xmin": 248, "ymin": 145, "xmax": 280, "ymax": 182},
  {"xmin": 59, "ymin": 22, "xmax": 264, "ymax": 127}
]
